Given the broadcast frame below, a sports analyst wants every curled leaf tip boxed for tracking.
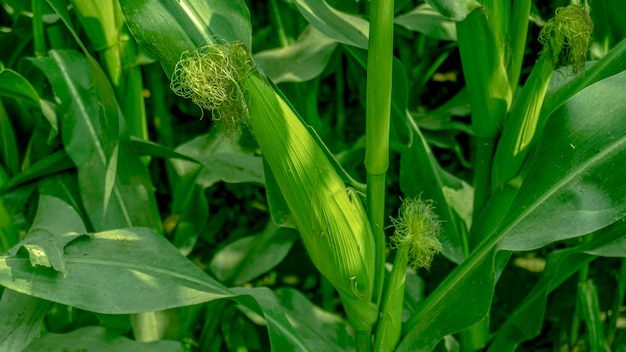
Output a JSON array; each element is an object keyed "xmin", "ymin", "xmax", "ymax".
[
  {"xmin": 539, "ymin": 4, "xmax": 593, "ymax": 74},
  {"xmin": 391, "ymin": 197, "xmax": 442, "ymax": 270},
  {"xmin": 170, "ymin": 41, "xmax": 256, "ymax": 134}
]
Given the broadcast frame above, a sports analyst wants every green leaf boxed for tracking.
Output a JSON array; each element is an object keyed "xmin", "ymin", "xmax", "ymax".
[
  {"xmin": 128, "ymin": 136, "xmax": 198, "ymax": 163},
  {"xmin": 425, "ymin": 0, "xmax": 480, "ymax": 21},
  {"xmin": 0, "ymin": 69, "xmax": 41, "ymax": 109},
  {"xmin": 0, "ymin": 99, "xmax": 19, "ymax": 178},
  {"xmin": 8, "ymin": 195, "xmax": 87, "ymax": 274},
  {"xmin": 0, "ymin": 151, "xmax": 75, "ymax": 195},
  {"xmin": 276, "ymin": 288, "xmax": 355, "ymax": 351},
  {"xmin": 170, "ymin": 168, "xmax": 207, "ymax": 256},
  {"xmin": 294, "ymin": 0, "xmax": 369, "ymax": 49},
  {"xmin": 395, "ymin": 4, "xmax": 457, "ymax": 41},
  {"xmin": 0, "ymin": 289, "xmax": 51, "ymax": 352},
  {"xmin": 541, "ymin": 39, "xmax": 626, "ymax": 128},
  {"xmin": 31, "ymin": 51, "xmax": 161, "ymax": 231},
  {"xmin": 399, "ymin": 70, "xmax": 626, "ymax": 351},
  {"xmin": 578, "ymin": 280, "xmax": 607, "ymax": 352},
  {"xmin": 24, "ymin": 326, "xmax": 185, "ymax": 352},
  {"xmin": 456, "ymin": 8, "xmax": 510, "ymax": 138},
  {"xmin": 400, "ymin": 126, "xmax": 470, "ymax": 264},
  {"xmin": 171, "ymin": 133, "xmax": 265, "ymax": 188},
  {"xmin": 120, "ymin": 0, "xmax": 252, "ymax": 77},
  {"xmin": 254, "ymin": 26, "xmax": 337, "ymax": 83},
  {"xmin": 498, "ymin": 70, "xmax": 626, "ymax": 251},
  {"xmin": 210, "ymin": 222, "xmax": 298, "ymax": 285},
  {"xmin": 488, "ymin": 223, "xmax": 625, "ymax": 351},
  {"xmin": 0, "ymin": 227, "xmax": 310, "ymax": 350}
]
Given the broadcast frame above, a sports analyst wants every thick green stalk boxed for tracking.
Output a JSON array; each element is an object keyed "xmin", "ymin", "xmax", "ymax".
[
  {"xmin": 32, "ymin": 0, "xmax": 45, "ymax": 57},
  {"xmin": 365, "ymin": 0, "xmax": 394, "ymax": 312}
]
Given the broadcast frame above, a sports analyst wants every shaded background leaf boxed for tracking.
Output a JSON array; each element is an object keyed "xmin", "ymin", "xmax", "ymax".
[{"xmin": 24, "ymin": 326, "xmax": 186, "ymax": 352}]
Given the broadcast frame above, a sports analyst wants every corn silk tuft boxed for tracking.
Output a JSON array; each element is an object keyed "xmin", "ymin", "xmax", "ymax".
[
  {"xmin": 539, "ymin": 4, "xmax": 593, "ymax": 74},
  {"xmin": 390, "ymin": 197, "xmax": 442, "ymax": 270}
]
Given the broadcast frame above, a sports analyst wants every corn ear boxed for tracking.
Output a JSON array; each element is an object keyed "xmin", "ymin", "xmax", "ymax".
[
  {"xmin": 492, "ymin": 53, "xmax": 553, "ymax": 189},
  {"xmin": 246, "ymin": 74, "xmax": 377, "ymax": 330},
  {"xmin": 492, "ymin": 4, "xmax": 593, "ymax": 189},
  {"xmin": 170, "ymin": 42, "xmax": 377, "ymax": 331}
]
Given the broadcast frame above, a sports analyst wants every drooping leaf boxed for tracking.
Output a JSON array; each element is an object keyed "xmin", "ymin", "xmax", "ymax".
[
  {"xmin": 210, "ymin": 222, "xmax": 299, "ymax": 285},
  {"xmin": 254, "ymin": 26, "xmax": 337, "ymax": 84},
  {"xmin": 171, "ymin": 132, "xmax": 265, "ymax": 188},
  {"xmin": 0, "ymin": 69, "xmax": 41, "ymax": 109},
  {"xmin": 395, "ymin": 4, "xmax": 457, "ymax": 41},
  {"xmin": 8, "ymin": 195, "xmax": 87, "ymax": 274},
  {"xmin": 294, "ymin": 0, "xmax": 369, "ymax": 49},
  {"xmin": 425, "ymin": 0, "xmax": 480, "ymax": 21}
]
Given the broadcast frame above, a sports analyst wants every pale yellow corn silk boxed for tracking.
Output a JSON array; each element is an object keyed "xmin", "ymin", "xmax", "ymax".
[
  {"xmin": 539, "ymin": 4, "xmax": 593, "ymax": 74},
  {"xmin": 170, "ymin": 41, "xmax": 255, "ymax": 133},
  {"xmin": 391, "ymin": 197, "xmax": 442, "ymax": 270}
]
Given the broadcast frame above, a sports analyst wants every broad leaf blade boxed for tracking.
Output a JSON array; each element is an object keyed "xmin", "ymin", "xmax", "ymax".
[
  {"xmin": 31, "ymin": 51, "xmax": 161, "ymax": 231},
  {"xmin": 254, "ymin": 26, "xmax": 337, "ymax": 84},
  {"xmin": 171, "ymin": 132, "xmax": 265, "ymax": 188},
  {"xmin": 0, "ymin": 227, "xmax": 311, "ymax": 351},
  {"xmin": 24, "ymin": 326, "xmax": 185, "ymax": 352},
  {"xmin": 499, "ymin": 70, "xmax": 626, "ymax": 251},
  {"xmin": 400, "ymin": 71, "xmax": 626, "ymax": 351}
]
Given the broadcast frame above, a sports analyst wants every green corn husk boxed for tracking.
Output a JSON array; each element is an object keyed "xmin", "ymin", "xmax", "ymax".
[
  {"xmin": 170, "ymin": 42, "xmax": 377, "ymax": 331},
  {"xmin": 492, "ymin": 4, "xmax": 593, "ymax": 189}
]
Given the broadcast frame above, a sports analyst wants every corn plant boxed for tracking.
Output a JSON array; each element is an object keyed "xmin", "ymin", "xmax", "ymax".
[{"xmin": 1, "ymin": 0, "xmax": 626, "ymax": 351}]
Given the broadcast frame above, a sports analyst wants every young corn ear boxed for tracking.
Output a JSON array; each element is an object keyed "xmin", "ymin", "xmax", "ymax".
[
  {"xmin": 492, "ymin": 4, "xmax": 593, "ymax": 189},
  {"xmin": 170, "ymin": 42, "xmax": 377, "ymax": 331}
]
